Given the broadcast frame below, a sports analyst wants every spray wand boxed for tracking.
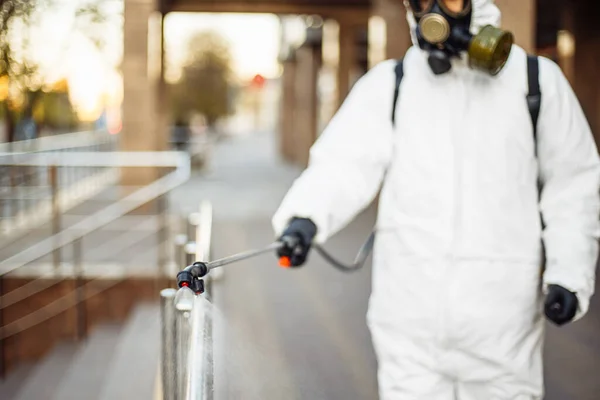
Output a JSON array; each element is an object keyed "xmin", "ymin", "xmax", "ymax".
[{"xmin": 175, "ymin": 232, "xmax": 376, "ymax": 301}]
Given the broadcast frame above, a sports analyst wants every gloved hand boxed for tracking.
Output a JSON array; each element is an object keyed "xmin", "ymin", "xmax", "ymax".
[
  {"xmin": 544, "ymin": 284, "xmax": 579, "ymax": 326},
  {"xmin": 277, "ymin": 217, "xmax": 317, "ymax": 267}
]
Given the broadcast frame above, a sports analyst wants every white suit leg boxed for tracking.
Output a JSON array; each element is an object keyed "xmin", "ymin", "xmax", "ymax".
[
  {"xmin": 449, "ymin": 261, "xmax": 546, "ymax": 400},
  {"xmin": 371, "ymin": 324, "xmax": 455, "ymax": 400}
]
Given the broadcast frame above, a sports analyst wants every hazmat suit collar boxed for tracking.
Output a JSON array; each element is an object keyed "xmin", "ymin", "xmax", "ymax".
[{"xmin": 406, "ymin": 0, "xmax": 502, "ymax": 73}]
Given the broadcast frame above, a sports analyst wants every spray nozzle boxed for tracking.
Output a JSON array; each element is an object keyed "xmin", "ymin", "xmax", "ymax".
[{"xmin": 176, "ymin": 262, "xmax": 208, "ymax": 295}]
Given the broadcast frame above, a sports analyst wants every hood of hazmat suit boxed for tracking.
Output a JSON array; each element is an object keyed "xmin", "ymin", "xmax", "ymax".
[{"xmin": 273, "ymin": 0, "xmax": 600, "ymax": 398}]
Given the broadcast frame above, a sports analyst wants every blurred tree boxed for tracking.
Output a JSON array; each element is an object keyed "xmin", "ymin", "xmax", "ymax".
[
  {"xmin": 0, "ymin": 0, "xmax": 108, "ymax": 142},
  {"xmin": 171, "ymin": 31, "xmax": 235, "ymax": 130},
  {"xmin": 32, "ymin": 79, "xmax": 79, "ymax": 131}
]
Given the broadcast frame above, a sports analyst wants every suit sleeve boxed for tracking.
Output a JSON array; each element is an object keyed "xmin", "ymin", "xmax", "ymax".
[
  {"xmin": 272, "ymin": 61, "xmax": 396, "ymax": 244},
  {"xmin": 537, "ymin": 58, "xmax": 600, "ymax": 320}
]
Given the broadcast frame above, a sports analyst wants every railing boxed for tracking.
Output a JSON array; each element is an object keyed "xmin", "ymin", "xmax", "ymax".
[
  {"xmin": 0, "ymin": 151, "xmax": 190, "ymax": 378},
  {"xmin": 0, "ymin": 129, "xmax": 118, "ymax": 240},
  {"xmin": 160, "ymin": 201, "xmax": 214, "ymax": 400}
]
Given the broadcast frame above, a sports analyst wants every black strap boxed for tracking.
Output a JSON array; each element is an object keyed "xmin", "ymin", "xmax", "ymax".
[
  {"xmin": 526, "ymin": 55, "xmax": 541, "ymax": 143},
  {"xmin": 391, "ymin": 59, "xmax": 404, "ymax": 127},
  {"xmin": 527, "ymin": 55, "xmax": 545, "ymax": 234}
]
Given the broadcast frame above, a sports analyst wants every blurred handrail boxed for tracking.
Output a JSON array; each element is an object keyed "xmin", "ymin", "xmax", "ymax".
[
  {"xmin": 0, "ymin": 129, "xmax": 118, "ymax": 240},
  {"xmin": 0, "ymin": 151, "xmax": 190, "ymax": 276},
  {"xmin": 0, "ymin": 151, "xmax": 184, "ymax": 166},
  {"xmin": 0, "ymin": 129, "xmax": 113, "ymax": 154}
]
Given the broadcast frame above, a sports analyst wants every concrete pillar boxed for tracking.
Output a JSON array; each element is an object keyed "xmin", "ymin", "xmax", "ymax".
[
  {"xmin": 557, "ymin": 6, "xmax": 575, "ymax": 85},
  {"xmin": 372, "ymin": 0, "xmax": 412, "ymax": 60},
  {"xmin": 279, "ymin": 55, "xmax": 297, "ymax": 163},
  {"xmin": 122, "ymin": 0, "xmax": 163, "ymax": 187},
  {"xmin": 570, "ymin": 0, "xmax": 600, "ymax": 147},
  {"xmin": 156, "ymin": 13, "xmax": 169, "ymax": 152},
  {"xmin": 354, "ymin": 21, "xmax": 370, "ymax": 83},
  {"xmin": 495, "ymin": 0, "xmax": 536, "ymax": 53},
  {"xmin": 294, "ymin": 40, "xmax": 321, "ymax": 167},
  {"xmin": 336, "ymin": 17, "xmax": 371, "ymax": 106},
  {"xmin": 337, "ymin": 19, "xmax": 357, "ymax": 106}
]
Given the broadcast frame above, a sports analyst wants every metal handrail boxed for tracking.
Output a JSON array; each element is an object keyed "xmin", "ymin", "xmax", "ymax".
[
  {"xmin": 0, "ymin": 151, "xmax": 190, "ymax": 340},
  {"xmin": 0, "ymin": 129, "xmax": 114, "ymax": 154},
  {"xmin": 0, "ymin": 151, "xmax": 189, "ymax": 275},
  {"xmin": 0, "ymin": 129, "xmax": 118, "ymax": 240},
  {"xmin": 161, "ymin": 201, "xmax": 214, "ymax": 400}
]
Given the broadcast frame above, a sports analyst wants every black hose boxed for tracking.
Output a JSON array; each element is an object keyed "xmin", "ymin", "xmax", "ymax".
[{"xmin": 313, "ymin": 232, "xmax": 375, "ymax": 272}]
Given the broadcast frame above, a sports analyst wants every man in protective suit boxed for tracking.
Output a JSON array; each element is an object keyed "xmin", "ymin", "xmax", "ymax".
[{"xmin": 272, "ymin": 0, "xmax": 600, "ymax": 398}]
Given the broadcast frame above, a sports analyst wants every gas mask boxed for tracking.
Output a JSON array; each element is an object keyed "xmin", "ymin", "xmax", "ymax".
[{"xmin": 408, "ymin": 0, "xmax": 513, "ymax": 76}]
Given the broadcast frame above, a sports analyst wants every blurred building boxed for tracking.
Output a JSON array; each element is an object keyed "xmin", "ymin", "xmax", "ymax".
[{"xmin": 123, "ymin": 0, "xmax": 600, "ymax": 169}]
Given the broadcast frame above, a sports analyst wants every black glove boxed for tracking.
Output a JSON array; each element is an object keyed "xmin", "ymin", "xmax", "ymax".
[
  {"xmin": 544, "ymin": 284, "xmax": 579, "ymax": 326},
  {"xmin": 277, "ymin": 217, "xmax": 317, "ymax": 267}
]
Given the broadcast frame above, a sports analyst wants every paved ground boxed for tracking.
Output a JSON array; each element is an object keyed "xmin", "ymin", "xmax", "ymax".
[{"xmin": 169, "ymin": 130, "xmax": 600, "ymax": 399}]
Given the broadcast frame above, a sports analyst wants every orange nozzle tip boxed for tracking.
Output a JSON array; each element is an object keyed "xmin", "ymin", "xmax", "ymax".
[{"xmin": 279, "ymin": 256, "xmax": 291, "ymax": 268}]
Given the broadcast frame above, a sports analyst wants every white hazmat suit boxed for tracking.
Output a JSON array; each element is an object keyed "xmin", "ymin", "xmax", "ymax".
[{"xmin": 272, "ymin": 1, "xmax": 600, "ymax": 398}]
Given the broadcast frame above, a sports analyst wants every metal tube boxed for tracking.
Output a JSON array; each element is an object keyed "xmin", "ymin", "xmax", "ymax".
[
  {"xmin": 50, "ymin": 165, "xmax": 60, "ymax": 271},
  {"xmin": 74, "ymin": 237, "xmax": 86, "ymax": 340},
  {"xmin": 206, "ymin": 242, "xmax": 282, "ymax": 270},
  {"xmin": 196, "ymin": 201, "xmax": 212, "ymax": 263},
  {"xmin": 185, "ymin": 242, "xmax": 196, "ymax": 267},
  {"xmin": 0, "ymin": 275, "xmax": 5, "ymax": 379},
  {"xmin": 185, "ymin": 296, "xmax": 207, "ymax": 400},
  {"xmin": 186, "ymin": 213, "xmax": 199, "ymax": 243},
  {"xmin": 158, "ymin": 195, "xmax": 169, "ymax": 280},
  {"xmin": 174, "ymin": 234, "xmax": 188, "ymax": 271},
  {"xmin": 176, "ymin": 309, "xmax": 191, "ymax": 400},
  {"xmin": 160, "ymin": 289, "xmax": 177, "ymax": 400},
  {"xmin": 197, "ymin": 201, "xmax": 214, "ymax": 398},
  {"xmin": 186, "ymin": 212, "xmax": 200, "ymax": 266}
]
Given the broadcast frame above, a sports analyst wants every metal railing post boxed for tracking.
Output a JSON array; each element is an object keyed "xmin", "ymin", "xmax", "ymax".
[
  {"xmin": 185, "ymin": 212, "xmax": 200, "ymax": 267},
  {"xmin": 176, "ymin": 309, "xmax": 192, "ymax": 400},
  {"xmin": 160, "ymin": 289, "xmax": 178, "ymax": 400},
  {"xmin": 198, "ymin": 204, "xmax": 214, "ymax": 399},
  {"xmin": 158, "ymin": 195, "xmax": 169, "ymax": 281},
  {"xmin": 185, "ymin": 243, "xmax": 196, "ymax": 268},
  {"xmin": 158, "ymin": 203, "xmax": 215, "ymax": 399},
  {"xmin": 185, "ymin": 297, "xmax": 207, "ymax": 400},
  {"xmin": 73, "ymin": 237, "xmax": 87, "ymax": 340},
  {"xmin": 0, "ymin": 275, "xmax": 5, "ymax": 379},
  {"xmin": 174, "ymin": 234, "xmax": 188, "ymax": 272},
  {"xmin": 50, "ymin": 165, "xmax": 61, "ymax": 271}
]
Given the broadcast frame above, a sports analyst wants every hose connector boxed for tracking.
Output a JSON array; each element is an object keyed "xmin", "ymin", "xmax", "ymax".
[{"xmin": 189, "ymin": 261, "xmax": 209, "ymax": 278}]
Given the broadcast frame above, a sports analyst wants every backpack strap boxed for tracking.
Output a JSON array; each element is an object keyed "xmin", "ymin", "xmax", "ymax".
[
  {"xmin": 527, "ymin": 55, "xmax": 545, "ymax": 234},
  {"xmin": 391, "ymin": 59, "xmax": 404, "ymax": 127},
  {"xmin": 526, "ymin": 55, "xmax": 541, "ymax": 147}
]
